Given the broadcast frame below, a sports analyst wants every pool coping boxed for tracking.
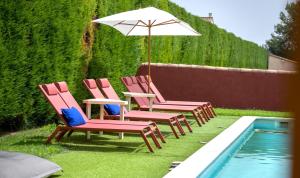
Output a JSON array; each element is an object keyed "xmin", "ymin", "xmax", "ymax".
[{"xmin": 163, "ymin": 116, "xmax": 291, "ymax": 178}]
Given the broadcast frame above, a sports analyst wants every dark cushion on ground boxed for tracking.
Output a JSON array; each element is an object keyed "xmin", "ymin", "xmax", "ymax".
[{"xmin": 0, "ymin": 151, "xmax": 62, "ymax": 178}]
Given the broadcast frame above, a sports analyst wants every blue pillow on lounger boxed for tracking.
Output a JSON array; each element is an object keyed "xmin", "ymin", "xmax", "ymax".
[
  {"xmin": 104, "ymin": 104, "xmax": 120, "ymax": 115},
  {"xmin": 61, "ymin": 107, "xmax": 86, "ymax": 126}
]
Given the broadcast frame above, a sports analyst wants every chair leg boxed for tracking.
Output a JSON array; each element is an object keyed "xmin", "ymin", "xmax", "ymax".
[
  {"xmin": 178, "ymin": 115, "xmax": 193, "ymax": 133},
  {"xmin": 151, "ymin": 123, "xmax": 166, "ymax": 143},
  {"xmin": 195, "ymin": 108, "xmax": 206, "ymax": 125},
  {"xmin": 55, "ymin": 129, "xmax": 68, "ymax": 142},
  {"xmin": 140, "ymin": 131, "xmax": 154, "ymax": 152},
  {"xmin": 169, "ymin": 120, "xmax": 180, "ymax": 138},
  {"xmin": 206, "ymin": 103, "xmax": 216, "ymax": 117},
  {"xmin": 67, "ymin": 130, "xmax": 74, "ymax": 137},
  {"xmin": 174, "ymin": 118, "xmax": 185, "ymax": 136},
  {"xmin": 192, "ymin": 110, "xmax": 202, "ymax": 126},
  {"xmin": 197, "ymin": 108, "xmax": 207, "ymax": 124},
  {"xmin": 201, "ymin": 107, "xmax": 210, "ymax": 122},
  {"xmin": 204, "ymin": 104, "xmax": 213, "ymax": 118},
  {"xmin": 209, "ymin": 104, "xmax": 217, "ymax": 117},
  {"xmin": 201, "ymin": 106, "xmax": 210, "ymax": 120},
  {"xmin": 150, "ymin": 131, "xmax": 162, "ymax": 149},
  {"xmin": 46, "ymin": 126, "xmax": 62, "ymax": 144}
]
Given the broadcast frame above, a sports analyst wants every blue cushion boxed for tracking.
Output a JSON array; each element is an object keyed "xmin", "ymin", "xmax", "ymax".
[
  {"xmin": 104, "ymin": 104, "xmax": 120, "ymax": 115},
  {"xmin": 61, "ymin": 107, "xmax": 86, "ymax": 126}
]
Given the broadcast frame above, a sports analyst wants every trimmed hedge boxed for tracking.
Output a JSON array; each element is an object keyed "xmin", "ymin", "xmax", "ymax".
[
  {"xmin": 0, "ymin": 0, "xmax": 267, "ymax": 130},
  {"xmin": 0, "ymin": 0, "xmax": 97, "ymax": 130}
]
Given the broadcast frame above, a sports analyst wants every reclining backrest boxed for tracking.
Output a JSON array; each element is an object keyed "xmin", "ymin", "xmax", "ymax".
[
  {"xmin": 83, "ymin": 79, "xmax": 118, "ymax": 115},
  {"xmin": 96, "ymin": 78, "xmax": 120, "ymax": 100},
  {"xmin": 136, "ymin": 76, "xmax": 161, "ymax": 104},
  {"xmin": 38, "ymin": 83, "xmax": 69, "ymax": 125},
  {"xmin": 83, "ymin": 79, "xmax": 105, "ymax": 99},
  {"xmin": 135, "ymin": 75, "xmax": 152, "ymax": 93},
  {"xmin": 145, "ymin": 75, "xmax": 166, "ymax": 103},
  {"xmin": 54, "ymin": 82, "xmax": 89, "ymax": 121},
  {"xmin": 120, "ymin": 76, "xmax": 150, "ymax": 107},
  {"xmin": 96, "ymin": 78, "xmax": 128, "ymax": 113},
  {"xmin": 137, "ymin": 75, "xmax": 166, "ymax": 103}
]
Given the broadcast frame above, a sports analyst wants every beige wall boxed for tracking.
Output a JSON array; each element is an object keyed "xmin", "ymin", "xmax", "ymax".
[{"xmin": 268, "ymin": 54, "xmax": 297, "ymax": 71}]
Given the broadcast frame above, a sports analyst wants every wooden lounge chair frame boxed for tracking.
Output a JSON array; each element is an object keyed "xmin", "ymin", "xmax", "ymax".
[
  {"xmin": 135, "ymin": 75, "xmax": 216, "ymax": 118},
  {"xmin": 82, "ymin": 79, "xmax": 192, "ymax": 138},
  {"xmin": 38, "ymin": 83, "xmax": 165, "ymax": 152},
  {"xmin": 119, "ymin": 77, "xmax": 208, "ymax": 126}
]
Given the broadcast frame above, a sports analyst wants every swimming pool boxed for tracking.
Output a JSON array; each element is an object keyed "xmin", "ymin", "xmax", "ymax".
[{"xmin": 164, "ymin": 116, "xmax": 292, "ymax": 178}]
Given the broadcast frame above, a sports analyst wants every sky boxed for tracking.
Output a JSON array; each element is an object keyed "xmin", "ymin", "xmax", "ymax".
[{"xmin": 170, "ymin": 0, "xmax": 293, "ymax": 46}]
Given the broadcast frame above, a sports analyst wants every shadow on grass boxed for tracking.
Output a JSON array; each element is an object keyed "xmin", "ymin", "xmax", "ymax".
[
  {"xmin": 48, "ymin": 173, "xmax": 63, "ymax": 178},
  {"xmin": 8, "ymin": 122, "xmax": 184, "ymax": 154},
  {"xmin": 59, "ymin": 142, "xmax": 137, "ymax": 153},
  {"xmin": 11, "ymin": 134, "xmax": 151, "ymax": 153}
]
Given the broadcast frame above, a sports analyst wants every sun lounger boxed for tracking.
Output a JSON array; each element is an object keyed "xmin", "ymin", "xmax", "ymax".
[
  {"xmin": 136, "ymin": 75, "xmax": 216, "ymax": 118},
  {"xmin": 54, "ymin": 81, "xmax": 163, "ymax": 139},
  {"xmin": 118, "ymin": 77, "xmax": 207, "ymax": 126},
  {"xmin": 82, "ymin": 79, "xmax": 192, "ymax": 138},
  {"xmin": 39, "ymin": 83, "xmax": 164, "ymax": 152},
  {"xmin": 53, "ymin": 82, "xmax": 154, "ymax": 127}
]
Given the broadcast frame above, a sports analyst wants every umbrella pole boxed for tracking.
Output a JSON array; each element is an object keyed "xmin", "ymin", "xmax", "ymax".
[{"xmin": 147, "ymin": 20, "xmax": 151, "ymax": 93}]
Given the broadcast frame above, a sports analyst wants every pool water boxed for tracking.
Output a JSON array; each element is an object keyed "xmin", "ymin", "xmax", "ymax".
[
  {"xmin": 215, "ymin": 131, "xmax": 291, "ymax": 178},
  {"xmin": 164, "ymin": 118, "xmax": 292, "ymax": 178}
]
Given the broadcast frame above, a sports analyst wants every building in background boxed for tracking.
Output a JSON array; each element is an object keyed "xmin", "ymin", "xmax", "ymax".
[
  {"xmin": 268, "ymin": 53, "xmax": 297, "ymax": 71},
  {"xmin": 200, "ymin": 13, "xmax": 214, "ymax": 24}
]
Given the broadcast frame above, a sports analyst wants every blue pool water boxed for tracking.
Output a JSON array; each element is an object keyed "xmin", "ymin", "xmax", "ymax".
[
  {"xmin": 197, "ymin": 119, "xmax": 291, "ymax": 178},
  {"xmin": 215, "ymin": 132, "xmax": 290, "ymax": 178}
]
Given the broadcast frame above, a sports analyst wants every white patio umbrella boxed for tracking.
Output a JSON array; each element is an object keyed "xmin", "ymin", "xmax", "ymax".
[{"xmin": 92, "ymin": 7, "xmax": 200, "ymax": 92}]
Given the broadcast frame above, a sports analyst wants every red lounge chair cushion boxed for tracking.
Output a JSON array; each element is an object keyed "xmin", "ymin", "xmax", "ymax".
[
  {"xmin": 98, "ymin": 79, "xmax": 110, "ymax": 88},
  {"xmin": 55, "ymin": 82, "xmax": 68, "ymax": 93},
  {"xmin": 123, "ymin": 77, "xmax": 132, "ymax": 86},
  {"xmin": 61, "ymin": 107, "xmax": 86, "ymax": 126},
  {"xmin": 86, "ymin": 79, "xmax": 97, "ymax": 89},
  {"xmin": 43, "ymin": 84, "xmax": 58, "ymax": 95}
]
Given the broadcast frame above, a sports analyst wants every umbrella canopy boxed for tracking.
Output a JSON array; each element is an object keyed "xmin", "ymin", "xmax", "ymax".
[
  {"xmin": 93, "ymin": 7, "xmax": 200, "ymax": 92},
  {"xmin": 92, "ymin": 7, "xmax": 200, "ymax": 36}
]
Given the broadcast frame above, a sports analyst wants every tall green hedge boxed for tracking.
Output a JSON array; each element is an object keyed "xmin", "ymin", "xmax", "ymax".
[
  {"xmin": 0, "ymin": 0, "xmax": 97, "ymax": 130},
  {"xmin": 0, "ymin": 0, "xmax": 267, "ymax": 130}
]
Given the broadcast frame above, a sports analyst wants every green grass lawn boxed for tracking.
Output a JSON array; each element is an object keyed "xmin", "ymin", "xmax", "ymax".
[{"xmin": 0, "ymin": 109, "xmax": 290, "ymax": 178}]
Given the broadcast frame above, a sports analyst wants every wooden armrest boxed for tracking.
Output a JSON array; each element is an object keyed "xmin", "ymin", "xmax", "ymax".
[
  {"xmin": 122, "ymin": 92, "xmax": 156, "ymax": 98},
  {"xmin": 83, "ymin": 98, "xmax": 128, "ymax": 105}
]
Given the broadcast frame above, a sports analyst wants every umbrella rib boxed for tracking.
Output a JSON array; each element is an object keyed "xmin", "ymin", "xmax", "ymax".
[
  {"xmin": 150, "ymin": 20, "xmax": 156, "ymax": 26},
  {"xmin": 152, "ymin": 19, "xmax": 179, "ymax": 27},
  {"xmin": 152, "ymin": 21, "xmax": 179, "ymax": 27},
  {"xmin": 113, "ymin": 20, "xmax": 147, "ymax": 27},
  {"xmin": 113, "ymin": 20, "xmax": 126, "ymax": 26},
  {"xmin": 139, "ymin": 20, "xmax": 148, "ymax": 26},
  {"xmin": 113, "ymin": 19, "xmax": 179, "ymax": 27},
  {"xmin": 120, "ymin": 22, "xmax": 147, "ymax": 27},
  {"xmin": 155, "ymin": 19, "xmax": 174, "ymax": 25},
  {"xmin": 152, "ymin": 19, "xmax": 175, "ymax": 26},
  {"xmin": 126, "ymin": 20, "xmax": 141, "ymax": 36}
]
